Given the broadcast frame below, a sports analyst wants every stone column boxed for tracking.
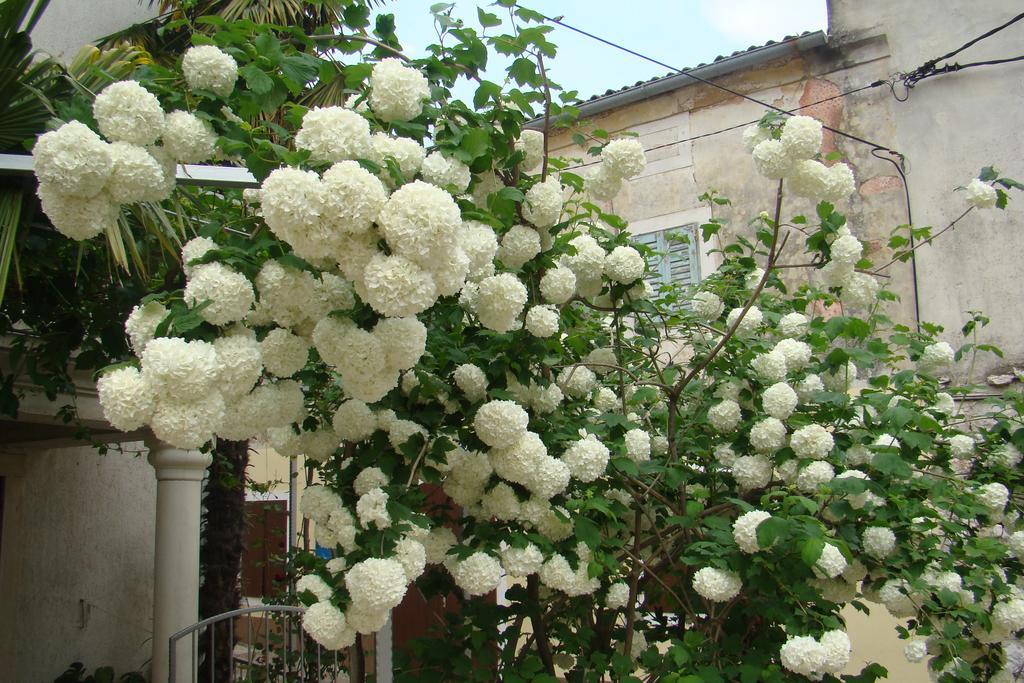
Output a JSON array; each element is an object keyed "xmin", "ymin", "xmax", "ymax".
[{"xmin": 148, "ymin": 441, "xmax": 211, "ymax": 683}]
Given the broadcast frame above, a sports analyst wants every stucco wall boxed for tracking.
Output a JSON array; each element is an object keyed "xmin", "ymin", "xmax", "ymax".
[
  {"xmin": 30, "ymin": 0, "xmax": 158, "ymax": 62},
  {"xmin": 0, "ymin": 442, "xmax": 155, "ymax": 681},
  {"xmin": 830, "ymin": 1, "xmax": 1024, "ymax": 386}
]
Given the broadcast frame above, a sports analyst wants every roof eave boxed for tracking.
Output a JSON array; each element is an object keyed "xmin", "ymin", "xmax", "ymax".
[{"xmin": 570, "ymin": 30, "xmax": 828, "ymax": 120}]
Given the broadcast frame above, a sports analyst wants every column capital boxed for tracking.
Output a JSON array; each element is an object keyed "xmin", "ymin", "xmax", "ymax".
[{"xmin": 147, "ymin": 441, "xmax": 212, "ymax": 482}]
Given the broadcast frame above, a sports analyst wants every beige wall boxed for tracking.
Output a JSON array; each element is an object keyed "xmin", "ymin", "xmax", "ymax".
[
  {"xmin": 0, "ymin": 441, "xmax": 155, "ymax": 681},
  {"xmin": 30, "ymin": 0, "xmax": 158, "ymax": 62}
]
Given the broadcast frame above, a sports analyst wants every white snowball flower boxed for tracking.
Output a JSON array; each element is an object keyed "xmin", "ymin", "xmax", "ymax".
[
  {"xmin": 978, "ymin": 482, "xmax": 1010, "ymax": 511},
  {"xmin": 773, "ymin": 338, "xmax": 812, "ymax": 371},
  {"xmin": 369, "ymin": 58, "xmax": 429, "ymax": 122},
  {"xmin": 525, "ymin": 305, "xmax": 559, "ymax": 338},
  {"xmin": 762, "ymin": 382, "xmax": 798, "ymax": 420},
  {"xmin": 183, "ymin": 262, "xmax": 255, "ymax": 325},
  {"xmin": 933, "ymin": 392, "xmax": 956, "ymax": 416},
  {"xmin": 474, "ymin": 400, "xmax": 529, "ymax": 448},
  {"xmin": 741, "ymin": 124, "xmax": 770, "ymax": 152},
  {"xmin": 841, "ymin": 272, "xmax": 880, "ymax": 309},
  {"xmin": 260, "ymin": 328, "xmax": 309, "ymax": 377},
  {"xmin": 369, "ymin": 132, "xmax": 425, "ymax": 182},
  {"xmin": 36, "ymin": 184, "xmax": 118, "ymax": 240},
  {"xmin": 823, "ymin": 163, "xmax": 857, "ymax": 203},
  {"xmin": 601, "ymin": 138, "xmax": 646, "ymax": 179},
  {"xmin": 213, "ymin": 334, "xmax": 262, "ymax": 401},
  {"xmin": 780, "ymin": 635, "xmax": 827, "ymax": 677},
  {"xmin": 361, "ymin": 253, "xmax": 438, "ymax": 318},
  {"xmin": 93, "ymin": 81, "xmax": 164, "ymax": 146},
  {"xmin": 777, "ymin": 312, "xmax": 809, "ymax": 338},
  {"xmin": 604, "ymin": 246, "xmax": 645, "ymax": 284},
  {"xmin": 732, "ymin": 454, "xmax": 772, "ymax": 490},
  {"xmin": 32, "ymin": 121, "xmax": 112, "ymax": 198},
  {"xmin": 476, "ymin": 273, "xmax": 528, "ymax": 332},
  {"xmin": 354, "ymin": 467, "xmax": 389, "ymax": 497},
  {"xmin": 540, "ymin": 266, "xmax": 577, "ymax": 304},
  {"xmin": 104, "ymin": 142, "xmax": 170, "ymax": 203},
  {"xmin": 557, "ymin": 365, "xmax": 597, "ymax": 399},
  {"xmin": 345, "ymin": 557, "xmax": 408, "ymax": 612},
  {"xmin": 515, "ymin": 129, "xmax": 544, "ymax": 169},
  {"xmin": 97, "ymin": 366, "xmax": 154, "ymax": 431},
  {"xmin": 453, "ymin": 363, "xmax": 488, "ymax": 403},
  {"xmin": 624, "ymin": 428, "xmax": 651, "ymax": 462},
  {"xmin": 459, "ymin": 220, "xmax": 499, "ymax": 282},
  {"xmin": 378, "ymin": 180, "xmax": 460, "ymax": 261},
  {"xmin": 182, "ymin": 45, "xmax": 238, "ymax": 96},
  {"xmin": 356, "ymin": 487, "xmax": 391, "ymax": 529},
  {"xmin": 150, "ymin": 393, "xmax": 225, "ymax": 449},
  {"xmin": 788, "ymin": 159, "xmax": 830, "ymax": 200},
  {"xmin": 904, "ymin": 639, "xmax": 928, "ymax": 663},
  {"xmin": 750, "ymin": 417, "xmax": 787, "ymax": 453},
  {"xmin": 862, "ymin": 526, "xmax": 896, "ymax": 559},
  {"xmin": 605, "ymin": 581, "xmax": 630, "ymax": 610},
  {"xmin": 124, "ymin": 301, "xmax": 167, "ymax": 354},
  {"xmin": 796, "ymin": 374, "xmax": 825, "ymax": 403},
  {"xmin": 708, "ymin": 399, "xmax": 742, "ymax": 433},
  {"xmin": 830, "ymin": 233, "xmax": 863, "ymax": 267},
  {"xmin": 373, "ymin": 317, "xmax": 427, "ymax": 371},
  {"xmin": 726, "ymin": 306, "xmax": 763, "ymax": 335},
  {"xmin": 965, "ymin": 178, "xmax": 998, "ymax": 209},
  {"xmin": 423, "ymin": 527, "xmax": 457, "ymax": 565},
  {"xmin": 692, "ymin": 291, "xmax": 724, "ymax": 321},
  {"xmin": 451, "ymin": 552, "xmax": 502, "ymax": 597},
  {"xmin": 989, "ymin": 443, "xmax": 1023, "ymax": 469},
  {"xmin": 395, "ymin": 537, "xmax": 427, "ymax": 581},
  {"xmin": 585, "ymin": 164, "xmax": 622, "ymax": 201},
  {"xmin": 593, "ymin": 387, "xmax": 618, "ymax": 413},
  {"xmin": 751, "ymin": 139, "xmax": 793, "ymax": 179},
  {"xmin": 692, "ymin": 567, "xmax": 741, "ymax": 602},
  {"xmin": 790, "ymin": 424, "xmax": 834, "ymax": 460},
  {"xmin": 780, "ymin": 115, "xmax": 823, "ymax": 160},
  {"xmin": 499, "ymin": 542, "xmax": 544, "ymax": 578},
  {"xmin": 562, "ymin": 436, "xmax": 610, "ymax": 482},
  {"xmin": 294, "ymin": 106, "xmax": 371, "ymax": 163},
  {"xmin": 302, "ymin": 602, "xmax": 354, "ymax": 651},
  {"xmin": 797, "ymin": 461, "xmax": 835, "ymax": 492},
  {"xmin": 162, "ymin": 111, "xmax": 217, "ymax": 163},
  {"xmin": 733, "ymin": 510, "xmax": 771, "ymax": 553},
  {"xmin": 332, "ymin": 400, "xmax": 377, "ymax": 442},
  {"xmin": 918, "ymin": 341, "xmax": 955, "ymax": 374},
  {"xmin": 141, "ymin": 336, "xmax": 218, "ymax": 402},
  {"xmin": 751, "ymin": 349, "xmax": 788, "ymax": 384},
  {"xmin": 819, "ymin": 629, "xmax": 851, "ymax": 673},
  {"xmin": 296, "ymin": 574, "xmax": 334, "ymax": 602},
  {"xmin": 420, "ymin": 151, "xmax": 471, "ymax": 193},
  {"xmin": 522, "ymin": 177, "xmax": 562, "ymax": 229},
  {"xmin": 993, "ymin": 599, "xmax": 1024, "ymax": 633},
  {"xmin": 814, "ymin": 543, "xmax": 847, "ymax": 579},
  {"xmin": 321, "ymin": 161, "xmax": 388, "ymax": 235},
  {"xmin": 498, "ymin": 224, "xmax": 542, "ymax": 269},
  {"xmin": 949, "ymin": 434, "xmax": 975, "ymax": 459}
]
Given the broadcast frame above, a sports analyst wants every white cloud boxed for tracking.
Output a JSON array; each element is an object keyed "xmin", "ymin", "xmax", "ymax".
[{"xmin": 698, "ymin": 0, "xmax": 828, "ymax": 47}]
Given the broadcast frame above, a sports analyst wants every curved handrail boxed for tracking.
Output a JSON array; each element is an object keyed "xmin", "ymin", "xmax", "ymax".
[{"xmin": 169, "ymin": 604, "xmax": 306, "ymax": 642}]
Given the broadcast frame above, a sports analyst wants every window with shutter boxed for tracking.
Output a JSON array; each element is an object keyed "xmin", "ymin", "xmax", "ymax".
[{"xmin": 631, "ymin": 224, "xmax": 700, "ymax": 297}]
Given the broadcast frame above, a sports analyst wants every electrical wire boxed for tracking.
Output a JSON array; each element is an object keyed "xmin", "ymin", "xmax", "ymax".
[
  {"xmin": 519, "ymin": 4, "xmax": 905, "ymax": 167},
  {"xmin": 561, "ymin": 79, "xmax": 888, "ymax": 172},
  {"xmin": 899, "ymin": 11, "xmax": 1024, "ymax": 91}
]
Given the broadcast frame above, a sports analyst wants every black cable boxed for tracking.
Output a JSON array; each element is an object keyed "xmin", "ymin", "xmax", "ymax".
[
  {"xmin": 901, "ymin": 11, "xmax": 1024, "ymax": 89},
  {"xmin": 562, "ymin": 79, "xmax": 887, "ymax": 172},
  {"xmin": 522, "ymin": 5, "xmax": 904, "ymax": 163}
]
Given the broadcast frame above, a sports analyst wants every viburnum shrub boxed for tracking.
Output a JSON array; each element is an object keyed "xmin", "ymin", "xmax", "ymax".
[{"xmin": 33, "ymin": 3, "xmax": 1024, "ymax": 681}]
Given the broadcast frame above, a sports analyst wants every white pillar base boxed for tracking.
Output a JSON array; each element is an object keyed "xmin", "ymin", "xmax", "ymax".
[{"xmin": 148, "ymin": 442, "xmax": 211, "ymax": 683}]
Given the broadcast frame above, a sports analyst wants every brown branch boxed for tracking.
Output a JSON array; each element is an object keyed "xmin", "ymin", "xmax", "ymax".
[
  {"xmin": 872, "ymin": 206, "xmax": 974, "ymax": 274},
  {"xmin": 526, "ymin": 575, "xmax": 557, "ymax": 675},
  {"xmin": 537, "ymin": 52, "xmax": 552, "ymax": 181}
]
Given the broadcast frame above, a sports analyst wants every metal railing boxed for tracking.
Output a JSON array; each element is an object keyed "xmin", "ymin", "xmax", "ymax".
[{"xmin": 168, "ymin": 604, "xmax": 346, "ymax": 682}]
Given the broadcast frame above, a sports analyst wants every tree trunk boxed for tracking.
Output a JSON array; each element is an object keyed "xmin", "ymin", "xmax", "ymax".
[{"xmin": 198, "ymin": 438, "xmax": 249, "ymax": 683}]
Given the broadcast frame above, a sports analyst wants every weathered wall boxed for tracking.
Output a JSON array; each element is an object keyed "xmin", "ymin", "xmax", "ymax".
[
  {"xmin": 0, "ymin": 441, "xmax": 155, "ymax": 681},
  {"xmin": 30, "ymin": 0, "xmax": 158, "ymax": 62},
  {"xmin": 830, "ymin": 1, "xmax": 1024, "ymax": 386}
]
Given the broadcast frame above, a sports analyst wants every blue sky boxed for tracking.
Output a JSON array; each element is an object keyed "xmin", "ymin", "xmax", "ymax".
[{"xmin": 381, "ymin": 1, "xmax": 827, "ymax": 101}]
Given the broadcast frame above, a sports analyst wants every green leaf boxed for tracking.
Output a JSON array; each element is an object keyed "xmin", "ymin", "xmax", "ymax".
[
  {"xmin": 800, "ymin": 537, "xmax": 825, "ymax": 567},
  {"xmin": 478, "ymin": 8, "xmax": 502, "ymax": 27},
  {"xmin": 754, "ymin": 516, "xmax": 788, "ymax": 548},
  {"xmin": 575, "ymin": 517, "xmax": 601, "ymax": 549},
  {"xmin": 459, "ymin": 127, "xmax": 491, "ymax": 163},
  {"xmin": 239, "ymin": 64, "xmax": 273, "ymax": 95}
]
